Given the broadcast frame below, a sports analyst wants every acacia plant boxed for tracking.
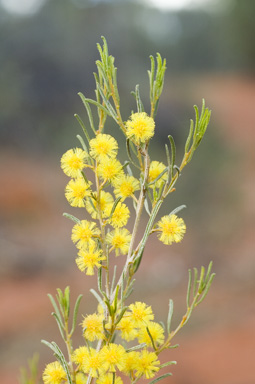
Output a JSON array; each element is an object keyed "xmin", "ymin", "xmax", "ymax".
[{"xmin": 41, "ymin": 37, "xmax": 214, "ymax": 384}]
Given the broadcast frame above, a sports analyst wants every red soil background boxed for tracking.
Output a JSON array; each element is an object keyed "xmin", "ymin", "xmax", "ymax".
[{"xmin": 1, "ymin": 75, "xmax": 255, "ymax": 384}]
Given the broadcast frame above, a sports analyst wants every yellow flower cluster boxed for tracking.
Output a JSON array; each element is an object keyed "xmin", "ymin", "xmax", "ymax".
[
  {"xmin": 60, "ymin": 130, "xmax": 144, "ymax": 275},
  {"xmin": 55, "ymin": 111, "xmax": 186, "ymax": 384},
  {"xmin": 71, "ymin": 343, "xmax": 160, "ymax": 381},
  {"xmin": 43, "ymin": 301, "xmax": 163, "ymax": 384},
  {"xmin": 60, "ymin": 111, "xmax": 186, "ymax": 277}
]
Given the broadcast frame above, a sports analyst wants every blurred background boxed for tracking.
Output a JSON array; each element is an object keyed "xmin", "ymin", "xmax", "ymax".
[{"xmin": 1, "ymin": 0, "xmax": 255, "ymax": 383}]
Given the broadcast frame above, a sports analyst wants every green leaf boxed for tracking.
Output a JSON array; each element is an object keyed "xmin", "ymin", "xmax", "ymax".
[
  {"xmin": 144, "ymin": 198, "xmax": 151, "ymax": 216},
  {"xmin": 159, "ymin": 361, "xmax": 177, "ymax": 369},
  {"xmin": 146, "ymin": 326, "xmax": 157, "ymax": 350},
  {"xmin": 115, "ymin": 306, "xmax": 128, "ymax": 325},
  {"xmin": 126, "ymin": 343, "xmax": 147, "ymax": 352},
  {"xmin": 168, "ymin": 135, "xmax": 176, "ymax": 179},
  {"xmin": 108, "ymin": 197, "xmax": 122, "ymax": 220},
  {"xmin": 147, "ymin": 167, "xmax": 168, "ymax": 187},
  {"xmin": 97, "ymin": 265, "xmax": 103, "ymax": 294},
  {"xmin": 113, "ymin": 284, "xmax": 119, "ymax": 314},
  {"xmin": 52, "ymin": 313, "xmax": 65, "ymax": 340},
  {"xmin": 71, "ymin": 294, "xmax": 83, "ymax": 336},
  {"xmin": 196, "ymin": 271, "xmax": 215, "ymax": 306},
  {"xmin": 63, "ymin": 213, "xmax": 81, "ymax": 224},
  {"xmin": 167, "ymin": 344, "xmax": 179, "ymax": 349},
  {"xmin": 170, "ymin": 205, "xmax": 186, "ymax": 216},
  {"xmin": 48, "ymin": 294, "xmax": 62, "ymax": 323},
  {"xmin": 64, "ymin": 286, "xmax": 70, "ymax": 318},
  {"xmin": 167, "ymin": 299, "xmax": 174, "ymax": 334},
  {"xmin": 126, "ymin": 139, "xmax": 140, "ymax": 169},
  {"xmin": 74, "ymin": 114, "xmax": 91, "ymax": 144},
  {"xmin": 78, "ymin": 92, "xmax": 96, "ymax": 133},
  {"xmin": 165, "ymin": 144, "xmax": 171, "ymax": 184},
  {"xmin": 148, "ymin": 373, "xmax": 172, "ymax": 384},
  {"xmin": 96, "ymin": 84, "xmax": 118, "ymax": 122},
  {"xmin": 193, "ymin": 267, "xmax": 198, "ymax": 297},
  {"xmin": 110, "ymin": 265, "xmax": 117, "ymax": 297},
  {"xmin": 76, "ymin": 134, "xmax": 88, "ymax": 153},
  {"xmin": 186, "ymin": 269, "xmax": 192, "ymax": 308},
  {"xmin": 132, "ymin": 84, "xmax": 144, "ymax": 113},
  {"xmin": 51, "ymin": 342, "xmax": 73, "ymax": 384},
  {"xmin": 148, "ymin": 55, "xmax": 155, "ymax": 102},
  {"xmin": 90, "ymin": 288, "xmax": 105, "ymax": 308}
]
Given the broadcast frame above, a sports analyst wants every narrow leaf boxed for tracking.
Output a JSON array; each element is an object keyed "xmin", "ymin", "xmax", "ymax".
[
  {"xmin": 108, "ymin": 197, "xmax": 122, "ymax": 219},
  {"xmin": 196, "ymin": 273, "xmax": 215, "ymax": 306},
  {"xmin": 186, "ymin": 269, "xmax": 192, "ymax": 308},
  {"xmin": 167, "ymin": 299, "xmax": 174, "ymax": 334},
  {"xmin": 167, "ymin": 344, "xmax": 179, "ymax": 349},
  {"xmin": 74, "ymin": 114, "xmax": 91, "ymax": 143},
  {"xmin": 168, "ymin": 135, "xmax": 176, "ymax": 179},
  {"xmin": 47, "ymin": 294, "xmax": 62, "ymax": 323},
  {"xmin": 185, "ymin": 119, "xmax": 194, "ymax": 154},
  {"xmin": 78, "ymin": 92, "xmax": 96, "ymax": 133},
  {"xmin": 148, "ymin": 373, "xmax": 172, "ymax": 384},
  {"xmin": 147, "ymin": 167, "xmax": 168, "ymax": 186},
  {"xmin": 126, "ymin": 139, "xmax": 140, "ymax": 169},
  {"xmin": 193, "ymin": 267, "xmax": 198, "ymax": 297},
  {"xmin": 126, "ymin": 343, "xmax": 147, "ymax": 352},
  {"xmin": 170, "ymin": 205, "xmax": 186, "ymax": 216},
  {"xmin": 146, "ymin": 326, "xmax": 157, "ymax": 350},
  {"xmin": 52, "ymin": 313, "xmax": 65, "ymax": 340},
  {"xmin": 90, "ymin": 289, "xmax": 104, "ymax": 307},
  {"xmin": 71, "ymin": 294, "xmax": 83, "ymax": 335},
  {"xmin": 110, "ymin": 265, "xmax": 117, "ymax": 297},
  {"xmin": 144, "ymin": 198, "xmax": 151, "ymax": 216},
  {"xmin": 115, "ymin": 306, "xmax": 128, "ymax": 326},
  {"xmin": 51, "ymin": 342, "xmax": 72, "ymax": 384},
  {"xmin": 63, "ymin": 213, "xmax": 81, "ymax": 224},
  {"xmin": 76, "ymin": 134, "xmax": 88, "ymax": 153},
  {"xmin": 159, "ymin": 361, "xmax": 177, "ymax": 369}
]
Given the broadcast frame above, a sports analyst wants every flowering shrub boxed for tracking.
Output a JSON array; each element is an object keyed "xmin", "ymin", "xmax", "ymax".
[{"xmin": 35, "ymin": 38, "xmax": 215, "ymax": 384}]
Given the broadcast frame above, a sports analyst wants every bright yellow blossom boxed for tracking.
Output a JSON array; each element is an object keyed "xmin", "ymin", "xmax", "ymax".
[
  {"xmin": 126, "ymin": 112, "xmax": 155, "ymax": 145},
  {"xmin": 108, "ymin": 202, "xmax": 130, "ymax": 228},
  {"xmin": 72, "ymin": 346, "xmax": 89, "ymax": 368},
  {"xmin": 156, "ymin": 214, "xmax": 186, "ymax": 245},
  {"xmin": 76, "ymin": 243, "xmax": 105, "ymax": 275},
  {"xmin": 89, "ymin": 134, "xmax": 118, "ymax": 161},
  {"xmin": 148, "ymin": 161, "xmax": 167, "ymax": 188},
  {"xmin": 82, "ymin": 313, "xmax": 105, "ymax": 341},
  {"xmin": 134, "ymin": 350, "xmax": 160, "ymax": 379},
  {"xmin": 118, "ymin": 316, "xmax": 138, "ymax": 341},
  {"xmin": 75, "ymin": 372, "xmax": 87, "ymax": 384},
  {"xmin": 65, "ymin": 177, "xmax": 91, "ymax": 207},
  {"xmin": 71, "ymin": 220, "xmax": 100, "ymax": 248},
  {"xmin": 61, "ymin": 148, "xmax": 87, "ymax": 178},
  {"xmin": 81, "ymin": 348, "xmax": 105, "ymax": 378},
  {"xmin": 86, "ymin": 191, "xmax": 114, "ymax": 219},
  {"xmin": 122, "ymin": 351, "xmax": 139, "ymax": 376},
  {"xmin": 97, "ymin": 158, "xmax": 123, "ymax": 182},
  {"xmin": 128, "ymin": 302, "xmax": 154, "ymax": 327},
  {"xmin": 113, "ymin": 174, "xmax": 140, "ymax": 200},
  {"xmin": 42, "ymin": 361, "xmax": 66, "ymax": 384},
  {"xmin": 96, "ymin": 373, "xmax": 123, "ymax": 384},
  {"xmin": 101, "ymin": 344, "xmax": 126, "ymax": 372},
  {"xmin": 106, "ymin": 228, "xmax": 131, "ymax": 256},
  {"xmin": 138, "ymin": 322, "xmax": 165, "ymax": 346}
]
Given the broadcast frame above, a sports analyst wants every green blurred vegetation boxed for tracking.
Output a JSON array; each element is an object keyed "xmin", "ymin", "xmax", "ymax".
[{"xmin": 1, "ymin": 0, "xmax": 255, "ymax": 154}]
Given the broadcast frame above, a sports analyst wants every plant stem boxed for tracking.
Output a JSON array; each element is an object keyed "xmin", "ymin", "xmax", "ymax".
[{"xmin": 110, "ymin": 146, "xmax": 150, "ymax": 302}]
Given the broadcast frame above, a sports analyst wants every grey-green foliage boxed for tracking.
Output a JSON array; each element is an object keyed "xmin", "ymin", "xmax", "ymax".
[{"xmin": 19, "ymin": 354, "xmax": 40, "ymax": 384}]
